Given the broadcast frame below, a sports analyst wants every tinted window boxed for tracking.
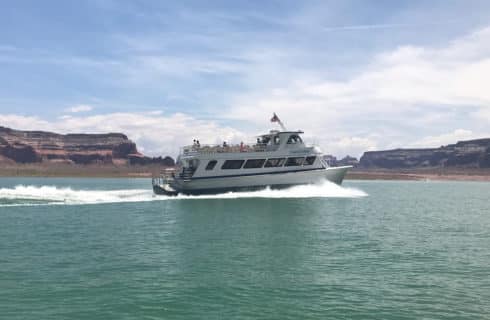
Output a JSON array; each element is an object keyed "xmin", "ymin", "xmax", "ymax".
[
  {"xmin": 287, "ymin": 135, "xmax": 303, "ymax": 144},
  {"xmin": 244, "ymin": 159, "xmax": 265, "ymax": 169},
  {"xmin": 205, "ymin": 160, "xmax": 217, "ymax": 170},
  {"xmin": 264, "ymin": 158, "xmax": 285, "ymax": 167},
  {"xmin": 304, "ymin": 156, "xmax": 316, "ymax": 165},
  {"xmin": 285, "ymin": 157, "xmax": 304, "ymax": 166},
  {"xmin": 221, "ymin": 160, "xmax": 244, "ymax": 169}
]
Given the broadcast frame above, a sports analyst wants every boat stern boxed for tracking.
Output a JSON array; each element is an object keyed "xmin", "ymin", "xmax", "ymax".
[
  {"xmin": 153, "ymin": 183, "xmax": 179, "ymax": 196},
  {"xmin": 152, "ymin": 169, "xmax": 180, "ymax": 196}
]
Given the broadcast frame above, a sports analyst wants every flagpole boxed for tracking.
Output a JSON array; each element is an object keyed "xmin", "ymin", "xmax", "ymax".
[
  {"xmin": 271, "ymin": 113, "xmax": 287, "ymax": 131},
  {"xmin": 278, "ymin": 119, "xmax": 287, "ymax": 131}
]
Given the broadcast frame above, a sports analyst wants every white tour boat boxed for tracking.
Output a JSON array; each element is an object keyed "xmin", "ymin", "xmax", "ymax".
[{"xmin": 152, "ymin": 114, "xmax": 351, "ymax": 195}]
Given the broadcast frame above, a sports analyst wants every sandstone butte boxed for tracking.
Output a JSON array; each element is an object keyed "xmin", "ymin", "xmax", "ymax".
[{"xmin": 0, "ymin": 126, "xmax": 174, "ymax": 167}]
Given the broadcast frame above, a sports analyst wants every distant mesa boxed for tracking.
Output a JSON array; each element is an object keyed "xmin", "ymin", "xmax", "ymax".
[
  {"xmin": 323, "ymin": 155, "xmax": 359, "ymax": 167},
  {"xmin": 359, "ymin": 139, "xmax": 490, "ymax": 169},
  {"xmin": 0, "ymin": 126, "xmax": 174, "ymax": 166},
  {"xmin": 324, "ymin": 138, "xmax": 490, "ymax": 170}
]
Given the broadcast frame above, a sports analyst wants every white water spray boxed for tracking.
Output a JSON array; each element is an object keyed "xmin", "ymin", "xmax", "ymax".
[{"xmin": 0, "ymin": 181, "xmax": 367, "ymax": 207}]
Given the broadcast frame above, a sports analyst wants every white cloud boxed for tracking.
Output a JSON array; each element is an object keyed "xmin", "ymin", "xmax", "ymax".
[
  {"xmin": 3, "ymin": 23, "xmax": 490, "ymax": 158},
  {"xmin": 226, "ymin": 26, "xmax": 490, "ymax": 156},
  {"xmin": 322, "ymin": 21, "xmax": 462, "ymax": 32},
  {"xmin": 65, "ymin": 104, "xmax": 93, "ymax": 113},
  {"xmin": 409, "ymin": 129, "xmax": 489, "ymax": 148},
  {"xmin": 323, "ymin": 137, "xmax": 378, "ymax": 158},
  {"xmin": 0, "ymin": 112, "xmax": 245, "ymax": 158}
]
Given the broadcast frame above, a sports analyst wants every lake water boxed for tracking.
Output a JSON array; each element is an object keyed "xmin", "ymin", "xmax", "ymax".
[{"xmin": 1, "ymin": 178, "xmax": 489, "ymax": 319}]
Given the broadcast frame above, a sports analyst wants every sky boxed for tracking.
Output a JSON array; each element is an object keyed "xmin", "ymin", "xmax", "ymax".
[{"xmin": 1, "ymin": 0, "xmax": 490, "ymax": 158}]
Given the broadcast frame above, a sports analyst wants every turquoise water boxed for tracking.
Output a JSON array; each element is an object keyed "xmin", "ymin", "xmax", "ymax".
[{"xmin": 1, "ymin": 178, "xmax": 489, "ymax": 319}]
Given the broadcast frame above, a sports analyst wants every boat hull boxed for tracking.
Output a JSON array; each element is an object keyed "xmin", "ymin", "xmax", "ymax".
[{"xmin": 154, "ymin": 166, "xmax": 351, "ymax": 195}]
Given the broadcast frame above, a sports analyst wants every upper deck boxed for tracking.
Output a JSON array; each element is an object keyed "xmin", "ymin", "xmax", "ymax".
[
  {"xmin": 180, "ymin": 130, "xmax": 311, "ymax": 157},
  {"xmin": 182, "ymin": 143, "xmax": 270, "ymax": 155}
]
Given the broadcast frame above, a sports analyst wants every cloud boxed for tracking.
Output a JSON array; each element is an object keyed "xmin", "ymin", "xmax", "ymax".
[
  {"xmin": 2, "ymin": 7, "xmax": 490, "ymax": 159},
  {"xmin": 409, "ymin": 129, "xmax": 490, "ymax": 148},
  {"xmin": 322, "ymin": 20, "xmax": 462, "ymax": 32},
  {"xmin": 0, "ymin": 112, "xmax": 245, "ymax": 157},
  {"xmin": 323, "ymin": 137, "xmax": 378, "ymax": 158},
  {"xmin": 65, "ymin": 104, "xmax": 94, "ymax": 113},
  {"xmin": 226, "ymin": 26, "xmax": 490, "ymax": 156}
]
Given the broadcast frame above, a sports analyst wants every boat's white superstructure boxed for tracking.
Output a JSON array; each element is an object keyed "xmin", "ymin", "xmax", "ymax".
[{"xmin": 152, "ymin": 116, "xmax": 351, "ymax": 195}]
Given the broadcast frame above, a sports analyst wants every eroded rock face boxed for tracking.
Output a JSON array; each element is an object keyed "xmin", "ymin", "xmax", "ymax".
[
  {"xmin": 0, "ymin": 143, "xmax": 41, "ymax": 163},
  {"xmin": 0, "ymin": 126, "xmax": 172, "ymax": 166},
  {"xmin": 112, "ymin": 141, "xmax": 138, "ymax": 158},
  {"xmin": 128, "ymin": 154, "xmax": 175, "ymax": 166},
  {"xmin": 359, "ymin": 139, "xmax": 490, "ymax": 169}
]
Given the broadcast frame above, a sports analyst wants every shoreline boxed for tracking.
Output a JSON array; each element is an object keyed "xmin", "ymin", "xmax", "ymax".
[
  {"xmin": 1, "ymin": 165, "xmax": 490, "ymax": 181},
  {"xmin": 346, "ymin": 169, "xmax": 490, "ymax": 182},
  {"xmin": 0, "ymin": 164, "xmax": 163, "ymax": 178}
]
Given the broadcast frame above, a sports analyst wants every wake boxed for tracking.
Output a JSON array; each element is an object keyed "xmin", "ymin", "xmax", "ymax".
[{"xmin": 0, "ymin": 181, "xmax": 367, "ymax": 207}]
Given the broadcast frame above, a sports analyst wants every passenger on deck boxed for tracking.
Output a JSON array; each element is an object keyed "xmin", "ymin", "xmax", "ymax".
[
  {"xmin": 240, "ymin": 141, "xmax": 244, "ymax": 152},
  {"xmin": 196, "ymin": 140, "xmax": 200, "ymax": 148}
]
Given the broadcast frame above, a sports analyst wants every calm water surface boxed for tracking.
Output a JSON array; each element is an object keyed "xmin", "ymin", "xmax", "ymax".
[{"xmin": 0, "ymin": 178, "xmax": 489, "ymax": 319}]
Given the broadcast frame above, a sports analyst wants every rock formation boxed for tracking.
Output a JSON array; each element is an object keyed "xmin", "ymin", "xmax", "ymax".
[
  {"xmin": 0, "ymin": 126, "xmax": 174, "ymax": 166},
  {"xmin": 323, "ymin": 155, "xmax": 359, "ymax": 167},
  {"xmin": 359, "ymin": 138, "xmax": 490, "ymax": 169}
]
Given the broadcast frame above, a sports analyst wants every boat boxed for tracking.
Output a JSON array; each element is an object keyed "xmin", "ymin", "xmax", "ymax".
[{"xmin": 152, "ymin": 114, "xmax": 352, "ymax": 195}]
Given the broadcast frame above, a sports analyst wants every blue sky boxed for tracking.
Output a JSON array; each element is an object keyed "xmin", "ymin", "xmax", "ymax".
[{"xmin": 1, "ymin": 0, "xmax": 490, "ymax": 157}]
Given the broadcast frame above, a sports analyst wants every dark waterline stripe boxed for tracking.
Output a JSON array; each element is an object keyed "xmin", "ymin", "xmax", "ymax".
[{"xmin": 188, "ymin": 167, "xmax": 327, "ymax": 180}]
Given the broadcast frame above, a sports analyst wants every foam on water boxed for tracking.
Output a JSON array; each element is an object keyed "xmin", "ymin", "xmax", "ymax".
[
  {"xmin": 0, "ymin": 185, "xmax": 157, "ymax": 206},
  {"xmin": 0, "ymin": 181, "xmax": 367, "ymax": 207}
]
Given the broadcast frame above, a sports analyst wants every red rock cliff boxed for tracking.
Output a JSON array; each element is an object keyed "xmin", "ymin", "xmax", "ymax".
[{"xmin": 0, "ymin": 126, "xmax": 141, "ymax": 165}]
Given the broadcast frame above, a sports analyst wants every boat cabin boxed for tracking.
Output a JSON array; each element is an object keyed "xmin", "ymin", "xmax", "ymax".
[{"xmin": 173, "ymin": 130, "xmax": 323, "ymax": 180}]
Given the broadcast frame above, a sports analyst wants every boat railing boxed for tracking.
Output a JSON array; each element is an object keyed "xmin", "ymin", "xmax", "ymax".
[
  {"xmin": 319, "ymin": 157, "xmax": 329, "ymax": 168},
  {"xmin": 152, "ymin": 168, "xmax": 177, "ymax": 186},
  {"xmin": 181, "ymin": 143, "xmax": 276, "ymax": 155},
  {"xmin": 179, "ymin": 167, "xmax": 195, "ymax": 180}
]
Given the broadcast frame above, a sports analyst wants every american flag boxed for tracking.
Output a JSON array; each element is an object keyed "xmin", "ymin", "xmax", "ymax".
[{"xmin": 270, "ymin": 113, "xmax": 280, "ymax": 123}]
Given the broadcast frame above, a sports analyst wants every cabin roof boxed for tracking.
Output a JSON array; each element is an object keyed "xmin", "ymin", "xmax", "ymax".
[{"xmin": 258, "ymin": 130, "xmax": 304, "ymax": 137}]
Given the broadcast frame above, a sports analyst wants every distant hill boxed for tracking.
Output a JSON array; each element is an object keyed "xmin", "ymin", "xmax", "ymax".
[
  {"xmin": 359, "ymin": 138, "xmax": 490, "ymax": 169},
  {"xmin": 323, "ymin": 155, "xmax": 359, "ymax": 167},
  {"xmin": 0, "ymin": 126, "xmax": 174, "ymax": 166}
]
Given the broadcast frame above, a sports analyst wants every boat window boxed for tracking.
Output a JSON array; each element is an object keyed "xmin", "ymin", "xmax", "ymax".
[
  {"xmin": 221, "ymin": 160, "xmax": 245, "ymax": 170},
  {"xmin": 287, "ymin": 135, "xmax": 303, "ymax": 144},
  {"xmin": 273, "ymin": 135, "xmax": 280, "ymax": 145},
  {"xmin": 205, "ymin": 160, "xmax": 217, "ymax": 170},
  {"xmin": 264, "ymin": 158, "xmax": 285, "ymax": 167},
  {"xmin": 243, "ymin": 159, "xmax": 265, "ymax": 169},
  {"xmin": 188, "ymin": 159, "xmax": 200, "ymax": 169},
  {"xmin": 304, "ymin": 156, "xmax": 316, "ymax": 165},
  {"xmin": 285, "ymin": 157, "xmax": 305, "ymax": 166}
]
